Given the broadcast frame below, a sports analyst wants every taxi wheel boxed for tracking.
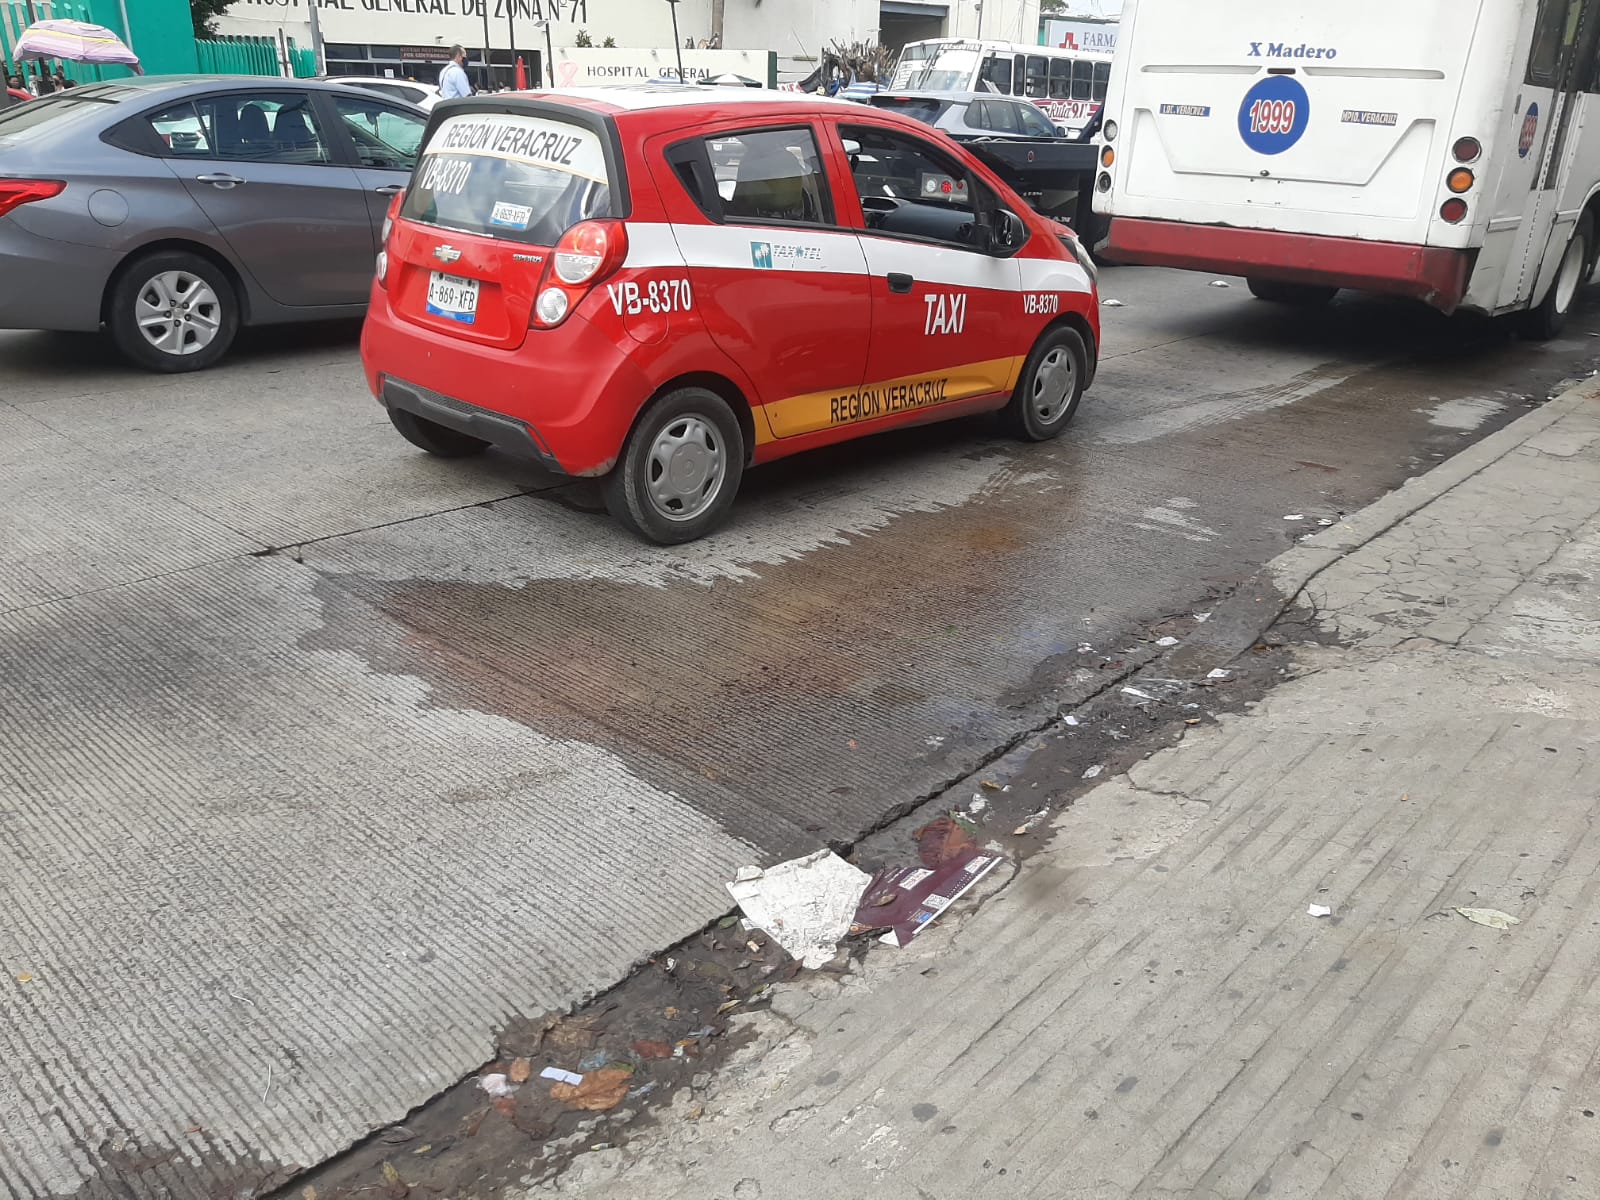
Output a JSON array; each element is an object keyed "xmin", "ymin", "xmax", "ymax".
[
  {"xmin": 387, "ymin": 408, "xmax": 490, "ymax": 458},
  {"xmin": 107, "ymin": 250, "xmax": 239, "ymax": 373},
  {"xmin": 605, "ymin": 388, "xmax": 745, "ymax": 545},
  {"xmin": 1004, "ymin": 326, "xmax": 1088, "ymax": 441}
]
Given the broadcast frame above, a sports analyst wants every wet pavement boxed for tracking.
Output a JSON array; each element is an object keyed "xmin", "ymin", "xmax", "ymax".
[{"xmin": 3, "ymin": 267, "xmax": 1598, "ymax": 1198}]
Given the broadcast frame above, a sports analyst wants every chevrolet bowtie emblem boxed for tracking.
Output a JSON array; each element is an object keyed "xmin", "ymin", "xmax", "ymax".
[{"xmin": 433, "ymin": 245, "xmax": 462, "ymax": 264}]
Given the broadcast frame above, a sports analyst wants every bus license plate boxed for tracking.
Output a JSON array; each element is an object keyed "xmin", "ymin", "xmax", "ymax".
[{"xmin": 426, "ymin": 272, "xmax": 479, "ymax": 324}]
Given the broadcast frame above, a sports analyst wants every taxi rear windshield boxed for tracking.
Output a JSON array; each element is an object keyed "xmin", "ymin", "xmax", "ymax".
[{"xmin": 400, "ymin": 110, "xmax": 614, "ymax": 246}]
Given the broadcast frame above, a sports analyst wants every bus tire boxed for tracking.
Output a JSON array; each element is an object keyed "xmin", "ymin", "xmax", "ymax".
[
  {"xmin": 1521, "ymin": 214, "xmax": 1593, "ymax": 341},
  {"xmin": 1247, "ymin": 278, "xmax": 1339, "ymax": 306},
  {"xmin": 1003, "ymin": 325, "xmax": 1088, "ymax": 441}
]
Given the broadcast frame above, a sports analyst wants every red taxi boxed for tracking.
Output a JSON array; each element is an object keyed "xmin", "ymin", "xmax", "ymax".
[{"xmin": 361, "ymin": 86, "xmax": 1100, "ymax": 543}]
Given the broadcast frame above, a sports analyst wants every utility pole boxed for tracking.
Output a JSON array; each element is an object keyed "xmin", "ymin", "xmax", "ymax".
[
  {"xmin": 710, "ymin": 0, "xmax": 723, "ymax": 49},
  {"xmin": 506, "ymin": 0, "xmax": 517, "ymax": 90},
  {"xmin": 480, "ymin": 0, "xmax": 494, "ymax": 89},
  {"xmin": 306, "ymin": 0, "xmax": 325, "ymax": 75},
  {"xmin": 665, "ymin": 0, "xmax": 684, "ymax": 80}
]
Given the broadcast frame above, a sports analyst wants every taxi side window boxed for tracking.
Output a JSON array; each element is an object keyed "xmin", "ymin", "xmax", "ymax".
[
  {"xmin": 842, "ymin": 124, "xmax": 992, "ymax": 253},
  {"xmin": 666, "ymin": 127, "xmax": 834, "ymax": 227}
]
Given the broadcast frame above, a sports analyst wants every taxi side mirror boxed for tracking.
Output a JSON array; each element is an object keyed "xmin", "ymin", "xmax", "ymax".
[{"xmin": 984, "ymin": 209, "xmax": 1026, "ymax": 255}]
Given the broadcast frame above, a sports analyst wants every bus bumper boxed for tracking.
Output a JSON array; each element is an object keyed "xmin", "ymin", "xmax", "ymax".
[{"xmin": 1106, "ymin": 219, "xmax": 1473, "ymax": 313}]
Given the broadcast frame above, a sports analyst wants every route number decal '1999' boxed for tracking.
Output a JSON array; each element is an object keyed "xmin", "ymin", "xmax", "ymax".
[
  {"xmin": 607, "ymin": 278, "xmax": 693, "ymax": 316},
  {"xmin": 1237, "ymin": 75, "xmax": 1311, "ymax": 155},
  {"xmin": 1247, "ymin": 98, "xmax": 1298, "ymax": 135}
]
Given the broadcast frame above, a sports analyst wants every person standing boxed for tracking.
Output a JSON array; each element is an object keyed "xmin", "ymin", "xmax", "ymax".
[
  {"xmin": 438, "ymin": 45, "xmax": 472, "ymax": 100},
  {"xmin": 33, "ymin": 65, "xmax": 55, "ymax": 95}
]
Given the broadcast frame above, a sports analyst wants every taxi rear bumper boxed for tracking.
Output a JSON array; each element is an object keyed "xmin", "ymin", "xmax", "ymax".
[{"xmin": 378, "ymin": 374, "xmax": 565, "ymax": 473}]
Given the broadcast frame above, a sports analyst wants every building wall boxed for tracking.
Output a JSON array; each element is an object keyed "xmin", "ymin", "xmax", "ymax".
[{"xmin": 213, "ymin": 0, "xmax": 1040, "ymax": 83}]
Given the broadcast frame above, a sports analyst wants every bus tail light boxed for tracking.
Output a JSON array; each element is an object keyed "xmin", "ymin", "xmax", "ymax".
[
  {"xmin": 1447, "ymin": 167, "xmax": 1475, "ymax": 193},
  {"xmin": 1440, "ymin": 198, "xmax": 1468, "ymax": 224},
  {"xmin": 1103, "ymin": 119, "xmax": 1118, "ymax": 142},
  {"xmin": 1100, "ymin": 145, "xmax": 1115, "ymax": 167},
  {"xmin": 1452, "ymin": 136, "xmax": 1481, "ymax": 163}
]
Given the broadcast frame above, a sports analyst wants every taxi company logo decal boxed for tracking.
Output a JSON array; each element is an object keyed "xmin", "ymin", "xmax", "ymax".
[
  {"xmin": 1520, "ymin": 103, "xmax": 1540, "ymax": 158},
  {"xmin": 750, "ymin": 240, "xmax": 825, "ymax": 269}
]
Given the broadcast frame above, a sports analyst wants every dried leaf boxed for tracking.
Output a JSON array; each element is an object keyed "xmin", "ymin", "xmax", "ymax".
[
  {"xmin": 301, "ymin": 1188, "xmax": 317, "ymax": 1200},
  {"xmin": 718, "ymin": 914, "xmax": 739, "ymax": 928},
  {"xmin": 545, "ymin": 1017, "xmax": 599, "ymax": 1054},
  {"xmin": 664, "ymin": 1006, "xmax": 680, "ymax": 1020},
  {"xmin": 15, "ymin": 973, "xmax": 33, "ymax": 984},
  {"xmin": 914, "ymin": 814, "xmax": 977, "ymax": 868},
  {"xmin": 980, "ymin": 779, "xmax": 1001, "ymax": 791},
  {"xmin": 549, "ymin": 1067, "xmax": 634, "ymax": 1112},
  {"xmin": 632, "ymin": 1039, "xmax": 672, "ymax": 1059},
  {"xmin": 491, "ymin": 1096, "xmax": 517, "ymax": 1118},
  {"xmin": 381, "ymin": 1161, "xmax": 409, "ymax": 1200},
  {"xmin": 508, "ymin": 1057, "xmax": 532, "ymax": 1084},
  {"xmin": 717, "ymin": 999, "xmax": 741, "ymax": 1014}
]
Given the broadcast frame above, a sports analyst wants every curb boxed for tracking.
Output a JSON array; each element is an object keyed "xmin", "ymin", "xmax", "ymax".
[{"xmin": 1167, "ymin": 373, "xmax": 1600, "ymax": 678}]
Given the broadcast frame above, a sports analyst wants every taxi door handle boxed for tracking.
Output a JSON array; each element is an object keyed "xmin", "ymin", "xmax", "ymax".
[
  {"xmin": 887, "ymin": 272, "xmax": 914, "ymax": 294},
  {"xmin": 196, "ymin": 173, "xmax": 245, "ymax": 189},
  {"xmin": 374, "ymin": 184, "xmax": 406, "ymax": 196}
]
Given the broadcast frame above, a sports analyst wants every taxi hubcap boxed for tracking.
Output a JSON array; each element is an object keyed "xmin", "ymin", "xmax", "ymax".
[
  {"xmin": 135, "ymin": 271, "xmax": 221, "ymax": 356},
  {"xmin": 1032, "ymin": 347, "xmax": 1075, "ymax": 424},
  {"xmin": 646, "ymin": 414, "xmax": 726, "ymax": 521}
]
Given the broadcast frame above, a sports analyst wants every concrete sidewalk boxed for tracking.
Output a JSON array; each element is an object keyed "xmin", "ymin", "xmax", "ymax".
[{"xmin": 531, "ymin": 381, "xmax": 1600, "ymax": 1200}]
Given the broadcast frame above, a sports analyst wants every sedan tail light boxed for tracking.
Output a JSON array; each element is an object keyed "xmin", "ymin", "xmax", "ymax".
[{"xmin": 0, "ymin": 179, "xmax": 64, "ymax": 219}]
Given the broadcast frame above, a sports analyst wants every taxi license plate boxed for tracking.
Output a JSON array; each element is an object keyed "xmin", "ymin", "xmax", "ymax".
[{"xmin": 426, "ymin": 272, "xmax": 479, "ymax": 324}]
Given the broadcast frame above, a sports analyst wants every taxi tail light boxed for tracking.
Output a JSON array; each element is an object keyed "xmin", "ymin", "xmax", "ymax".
[
  {"xmin": 533, "ymin": 220, "xmax": 628, "ymax": 329},
  {"xmin": 553, "ymin": 220, "xmax": 627, "ymax": 286},
  {"xmin": 376, "ymin": 194, "xmax": 402, "ymax": 290},
  {"xmin": 0, "ymin": 179, "xmax": 65, "ymax": 218}
]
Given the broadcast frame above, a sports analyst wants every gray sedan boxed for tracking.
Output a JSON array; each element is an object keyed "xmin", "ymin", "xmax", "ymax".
[{"xmin": 0, "ymin": 76, "xmax": 432, "ymax": 371}]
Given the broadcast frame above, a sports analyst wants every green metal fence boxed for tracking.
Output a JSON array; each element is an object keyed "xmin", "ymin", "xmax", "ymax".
[
  {"xmin": 0, "ymin": 0, "xmax": 120, "ymax": 85},
  {"xmin": 195, "ymin": 34, "xmax": 314, "ymax": 79}
]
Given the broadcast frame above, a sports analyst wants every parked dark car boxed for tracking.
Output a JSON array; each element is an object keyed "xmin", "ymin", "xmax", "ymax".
[
  {"xmin": 0, "ymin": 75, "xmax": 431, "ymax": 371},
  {"xmin": 866, "ymin": 90, "xmax": 1064, "ymax": 141}
]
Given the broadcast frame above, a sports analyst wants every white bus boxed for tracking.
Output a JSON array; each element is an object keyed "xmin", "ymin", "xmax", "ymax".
[
  {"xmin": 1094, "ymin": 0, "xmax": 1600, "ymax": 336},
  {"xmin": 892, "ymin": 38, "xmax": 1114, "ymax": 140}
]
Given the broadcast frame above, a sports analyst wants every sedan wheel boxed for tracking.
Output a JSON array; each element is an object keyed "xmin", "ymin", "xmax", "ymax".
[
  {"xmin": 108, "ymin": 251, "xmax": 240, "ymax": 373},
  {"xmin": 134, "ymin": 271, "xmax": 223, "ymax": 358}
]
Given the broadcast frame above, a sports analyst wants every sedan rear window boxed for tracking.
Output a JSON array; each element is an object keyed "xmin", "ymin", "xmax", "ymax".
[
  {"xmin": 401, "ymin": 111, "xmax": 613, "ymax": 246},
  {"xmin": 869, "ymin": 96, "xmax": 946, "ymax": 125},
  {"xmin": 0, "ymin": 92, "xmax": 112, "ymax": 143}
]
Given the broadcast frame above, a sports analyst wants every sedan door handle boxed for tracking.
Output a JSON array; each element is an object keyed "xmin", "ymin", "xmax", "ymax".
[
  {"xmin": 196, "ymin": 172, "xmax": 245, "ymax": 188},
  {"xmin": 887, "ymin": 271, "xmax": 914, "ymax": 294},
  {"xmin": 374, "ymin": 184, "xmax": 406, "ymax": 196}
]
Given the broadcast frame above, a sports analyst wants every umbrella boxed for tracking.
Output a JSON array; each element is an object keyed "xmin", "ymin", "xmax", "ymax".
[
  {"xmin": 14, "ymin": 19, "xmax": 139, "ymax": 67},
  {"xmin": 706, "ymin": 72, "xmax": 762, "ymax": 88}
]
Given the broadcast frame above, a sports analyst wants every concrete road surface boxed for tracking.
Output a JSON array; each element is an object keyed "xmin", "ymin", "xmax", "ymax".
[{"xmin": 2, "ymin": 269, "xmax": 1597, "ymax": 1197}]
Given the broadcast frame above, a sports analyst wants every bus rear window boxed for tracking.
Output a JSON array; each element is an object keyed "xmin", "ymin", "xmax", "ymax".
[{"xmin": 400, "ymin": 111, "xmax": 614, "ymax": 245}]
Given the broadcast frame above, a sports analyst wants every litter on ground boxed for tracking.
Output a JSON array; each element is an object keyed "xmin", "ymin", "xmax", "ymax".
[
  {"xmin": 1207, "ymin": 668, "xmax": 1232, "ymax": 680},
  {"xmin": 1307, "ymin": 904, "xmax": 1333, "ymax": 918},
  {"xmin": 1156, "ymin": 636, "xmax": 1179, "ymax": 647},
  {"xmin": 1083, "ymin": 764, "xmax": 1104, "ymax": 780},
  {"xmin": 1455, "ymin": 906, "xmax": 1520, "ymax": 930},
  {"xmin": 853, "ymin": 849, "xmax": 1004, "ymax": 948},
  {"xmin": 726, "ymin": 849, "xmax": 871, "ymax": 969}
]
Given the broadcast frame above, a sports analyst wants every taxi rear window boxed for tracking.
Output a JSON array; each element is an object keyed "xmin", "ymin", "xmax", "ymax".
[{"xmin": 400, "ymin": 110, "xmax": 615, "ymax": 245}]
